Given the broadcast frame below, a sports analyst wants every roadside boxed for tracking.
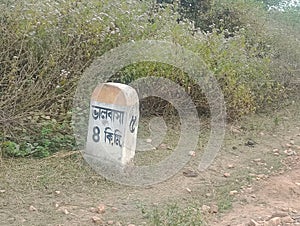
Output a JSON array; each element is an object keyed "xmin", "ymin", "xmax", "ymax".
[{"xmin": 0, "ymin": 97, "xmax": 299, "ymax": 226}]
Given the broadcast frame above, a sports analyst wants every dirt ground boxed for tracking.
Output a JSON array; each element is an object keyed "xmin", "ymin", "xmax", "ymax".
[
  {"xmin": 0, "ymin": 97, "xmax": 299, "ymax": 226},
  {"xmin": 212, "ymin": 160, "xmax": 300, "ymax": 226}
]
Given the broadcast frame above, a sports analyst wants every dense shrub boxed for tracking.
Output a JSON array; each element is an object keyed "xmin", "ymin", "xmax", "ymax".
[
  {"xmin": 266, "ymin": 6, "xmax": 300, "ymax": 87},
  {"xmin": 0, "ymin": 0, "xmax": 298, "ymax": 157},
  {"xmin": 0, "ymin": 0, "xmax": 148, "ymax": 156}
]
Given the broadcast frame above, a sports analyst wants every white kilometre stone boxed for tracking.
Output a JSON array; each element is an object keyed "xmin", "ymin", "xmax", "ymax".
[{"xmin": 85, "ymin": 83, "xmax": 139, "ymax": 166}]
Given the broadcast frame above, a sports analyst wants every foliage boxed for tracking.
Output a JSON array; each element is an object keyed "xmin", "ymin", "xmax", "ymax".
[
  {"xmin": 266, "ymin": 6, "xmax": 300, "ymax": 87},
  {"xmin": 115, "ymin": 10, "xmax": 284, "ymax": 117},
  {"xmin": 179, "ymin": 0, "xmax": 243, "ymax": 34},
  {"xmin": 0, "ymin": 0, "xmax": 298, "ymax": 157},
  {"xmin": 1, "ymin": 120, "xmax": 76, "ymax": 157},
  {"xmin": 260, "ymin": 0, "xmax": 284, "ymax": 8},
  {"xmin": 0, "ymin": 0, "xmax": 165, "ymax": 157}
]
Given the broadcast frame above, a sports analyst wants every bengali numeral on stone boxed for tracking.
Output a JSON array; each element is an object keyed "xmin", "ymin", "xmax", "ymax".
[{"xmin": 92, "ymin": 126, "xmax": 101, "ymax": 143}]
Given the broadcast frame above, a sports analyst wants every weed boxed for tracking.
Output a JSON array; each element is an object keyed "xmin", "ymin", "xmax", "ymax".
[
  {"xmin": 1, "ymin": 121, "xmax": 76, "ymax": 158},
  {"xmin": 145, "ymin": 203, "xmax": 204, "ymax": 226}
]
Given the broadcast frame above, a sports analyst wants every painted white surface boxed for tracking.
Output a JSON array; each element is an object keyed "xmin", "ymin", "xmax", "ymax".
[{"xmin": 85, "ymin": 83, "xmax": 139, "ymax": 166}]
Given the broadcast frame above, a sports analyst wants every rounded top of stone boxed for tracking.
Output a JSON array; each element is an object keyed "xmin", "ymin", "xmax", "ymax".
[{"xmin": 91, "ymin": 83, "xmax": 139, "ymax": 106}]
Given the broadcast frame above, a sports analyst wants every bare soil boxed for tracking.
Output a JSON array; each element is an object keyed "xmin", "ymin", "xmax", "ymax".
[{"xmin": 212, "ymin": 161, "xmax": 300, "ymax": 226}]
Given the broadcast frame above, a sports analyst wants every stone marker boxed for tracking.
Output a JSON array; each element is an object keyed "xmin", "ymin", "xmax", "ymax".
[{"xmin": 85, "ymin": 83, "xmax": 139, "ymax": 166}]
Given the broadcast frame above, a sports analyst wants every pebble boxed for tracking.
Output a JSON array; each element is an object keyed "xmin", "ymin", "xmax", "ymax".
[
  {"xmin": 29, "ymin": 205, "xmax": 37, "ymax": 211},
  {"xmin": 266, "ymin": 217, "xmax": 281, "ymax": 226},
  {"xmin": 228, "ymin": 164, "xmax": 234, "ymax": 169},
  {"xmin": 270, "ymin": 211, "xmax": 289, "ymax": 218},
  {"xmin": 280, "ymin": 207, "xmax": 289, "ymax": 212},
  {"xmin": 257, "ymin": 174, "xmax": 266, "ymax": 179},
  {"xmin": 63, "ymin": 209, "xmax": 69, "ymax": 215},
  {"xmin": 205, "ymin": 193, "xmax": 212, "ymax": 198},
  {"xmin": 91, "ymin": 216, "xmax": 103, "ymax": 225},
  {"xmin": 209, "ymin": 204, "xmax": 218, "ymax": 213},
  {"xmin": 246, "ymin": 211, "xmax": 297, "ymax": 226},
  {"xmin": 90, "ymin": 207, "xmax": 97, "ymax": 213},
  {"xmin": 111, "ymin": 207, "xmax": 118, "ymax": 212},
  {"xmin": 159, "ymin": 143, "xmax": 167, "ymax": 149},
  {"xmin": 290, "ymin": 208, "xmax": 298, "ymax": 213},
  {"xmin": 230, "ymin": 190, "xmax": 238, "ymax": 195},
  {"xmin": 107, "ymin": 220, "xmax": 114, "ymax": 225},
  {"xmin": 281, "ymin": 215, "xmax": 294, "ymax": 223},
  {"xmin": 188, "ymin": 151, "xmax": 196, "ymax": 157},
  {"xmin": 97, "ymin": 204, "xmax": 106, "ymax": 214},
  {"xmin": 230, "ymin": 126, "xmax": 241, "ymax": 134},
  {"xmin": 248, "ymin": 219, "xmax": 260, "ymax": 226},
  {"xmin": 284, "ymin": 148, "xmax": 296, "ymax": 156},
  {"xmin": 201, "ymin": 204, "xmax": 210, "ymax": 213},
  {"xmin": 246, "ymin": 139, "xmax": 256, "ymax": 146},
  {"xmin": 224, "ymin": 172, "xmax": 231, "ymax": 178}
]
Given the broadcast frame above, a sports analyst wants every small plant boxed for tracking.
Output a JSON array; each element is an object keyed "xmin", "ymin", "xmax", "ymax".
[
  {"xmin": 145, "ymin": 203, "xmax": 204, "ymax": 226},
  {"xmin": 1, "ymin": 120, "xmax": 76, "ymax": 158},
  {"xmin": 274, "ymin": 117, "xmax": 279, "ymax": 126}
]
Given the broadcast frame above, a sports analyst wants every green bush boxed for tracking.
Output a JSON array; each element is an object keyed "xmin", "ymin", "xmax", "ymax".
[
  {"xmin": 0, "ymin": 0, "xmax": 166, "ymax": 156},
  {"xmin": 266, "ymin": 6, "xmax": 300, "ymax": 87},
  {"xmin": 0, "ymin": 0, "xmax": 297, "ymax": 157},
  {"xmin": 115, "ymin": 23, "xmax": 283, "ymax": 118},
  {"xmin": 1, "ymin": 120, "xmax": 76, "ymax": 157}
]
